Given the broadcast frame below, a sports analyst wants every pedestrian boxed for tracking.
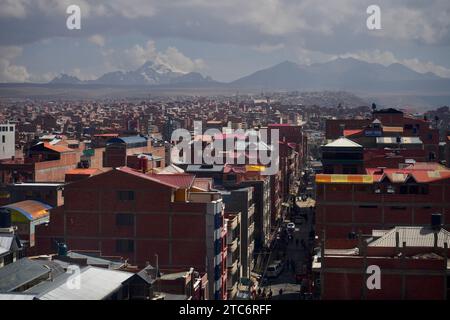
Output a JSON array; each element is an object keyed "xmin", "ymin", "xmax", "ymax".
[
  {"xmin": 268, "ymin": 289, "xmax": 273, "ymax": 300},
  {"xmin": 279, "ymin": 288, "xmax": 283, "ymax": 296},
  {"xmin": 262, "ymin": 288, "xmax": 266, "ymax": 299},
  {"xmin": 257, "ymin": 288, "xmax": 262, "ymax": 297}
]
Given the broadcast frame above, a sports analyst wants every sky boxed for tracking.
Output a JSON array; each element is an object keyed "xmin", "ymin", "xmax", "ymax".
[{"xmin": 1, "ymin": 0, "xmax": 450, "ymax": 83}]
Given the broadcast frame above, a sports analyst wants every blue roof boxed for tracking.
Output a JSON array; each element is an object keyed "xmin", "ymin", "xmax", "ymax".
[{"xmin": 107, "ymin": 136, "xmax": 147, "ymax": 145}]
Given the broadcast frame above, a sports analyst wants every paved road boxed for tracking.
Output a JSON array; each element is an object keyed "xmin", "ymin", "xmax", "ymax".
[{"xmin": 259, "ymin": 201, "xmax": 314, "ymax": 300}]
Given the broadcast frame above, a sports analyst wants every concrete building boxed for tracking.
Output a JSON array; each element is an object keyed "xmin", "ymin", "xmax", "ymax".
[
  {"xmin": 0, "ymin": 124, "xmax": 15, "ymax": 161},
  {"xmin": 224, "ymin": 212, "xmax": 241, "ymax": 299},
  {"xmin": 221, "ymin": 188, "xmax": 255, "ymax": 279}
]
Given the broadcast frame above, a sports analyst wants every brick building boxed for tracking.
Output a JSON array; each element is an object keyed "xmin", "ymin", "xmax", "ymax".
[
  {"xmin": 315, "ymin": 163, "xmax": 450, "ymax": 243},
  {"xmin": 0, "ymin": 142, "xmax": 78, "ymax": 184},
  {"xmin": 34, "ymin": 167, "xmax": 228, "ymax": 300},
  {"xmin": 316, "ymin": 226, "xmax": 449, "ymax": 300},
  {"xmin": 325, "ymin": 108, "xmax": 440, "ymax": 163}
]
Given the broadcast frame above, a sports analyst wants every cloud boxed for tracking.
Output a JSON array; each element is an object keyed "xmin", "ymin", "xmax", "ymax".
[
  {"xmin": 252, "ymin": 43, "xmax": 285, "ymax": 53},
  {"xmin": 0, "ymin": 0, "xmax": 27, "ymax": 18},
  {"xmin": 88, "ymin": 34, "xmax": 105, "ymax": 47},
  {"xmin": 0, "ymin": 46, "xmax": 30, "ymax": 82},
  {"xmin": 105, "ymin": 40, "xmax": 205, "ymax": 73}
]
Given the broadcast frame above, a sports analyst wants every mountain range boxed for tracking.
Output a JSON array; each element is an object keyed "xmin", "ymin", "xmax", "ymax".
[
  {"xmin": 50, "ymin": 61, "xmax": 215, "ymax": 86},
  {"xmin": 49, "ymin": 58, "xmax": 449, "ymax": 95},
  {"xmin": 229, "ymin": 58, "xmax": 443, "ymax": 92}
]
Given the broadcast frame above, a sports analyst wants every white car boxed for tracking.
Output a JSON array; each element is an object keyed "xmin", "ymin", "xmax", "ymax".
[
  {"xmin": 266, "ymin": 260, "xmax": 283, "ymax": 278},
  {"xmin": 287, "ymin": 222, "xmax": 296, "ymax": 232}
]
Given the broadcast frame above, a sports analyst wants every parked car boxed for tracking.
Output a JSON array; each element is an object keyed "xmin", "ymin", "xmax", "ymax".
[
  {"xmin": 266, "ymin": 260, "xmax": 283, "ymax": 278},
  {"xmin": 287, "ymin": 222, "xmax": 295, "ymax": 232}
]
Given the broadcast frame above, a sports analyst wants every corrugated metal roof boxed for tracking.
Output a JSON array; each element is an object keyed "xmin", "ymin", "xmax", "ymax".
[
  {"xmin": 156, "ymin": 164, "xmax": 185, "ymax": 174},
  {"xmin": 344, "ymin": 129, "xmax": 363, "ymax": 137},
  {"xmin": 65, "ymin": 168, "xmax": 101, "ymax": 175},
  {"xmin": 0, "ymin": 235, "xmax": 13, "ymax": 256},
  {"xmin": 0, "ymin": 258, "xmax": 50, "ymax": 292},
  {"xmin": 186, "ymin": 164, "xmax": 224, "ymax": 173},
  {"xmin": 107, "ymin": 136, "xmax": 147, "ymax": 145},
  {"xmin": 0, "ymin": 294, "xmax": 36, "ymax": 300},
  {"xmin": 35, "ymin": 266, "xmax": 133, "ymax": 300},
  {"xmin": 382, "ymin": 126, "xmax": 404, "ymax": 133},
  {"xmin": 2, "ymin": 200, "xmax": 52, "ymax": 221},
  {"xmin": 117, "ymin": 167, "xmax": 194, "ymax": 189},
  {"xmin": 316, "ymin": 174, "xmax": 373, "ymax": 184},
  {"xmin": 369, "ymin": 226, "xmax": 450, "ymax": 248},
  {"xmin": 42, "ymin": 142, "xmax": 74, "ymax": 153}
]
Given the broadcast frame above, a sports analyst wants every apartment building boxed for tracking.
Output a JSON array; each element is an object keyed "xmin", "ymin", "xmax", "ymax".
[
  {"xmin": 315, "ymin": 163, "xmax": 450, "ymax": 244},
  {"xmin": 34, "ymin": 167, "xmax": 228, "ymax": 300}
]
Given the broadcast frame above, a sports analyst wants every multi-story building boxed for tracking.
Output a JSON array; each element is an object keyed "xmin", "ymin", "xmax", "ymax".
[
  {"xmin": 315, "ymin": 224, "xmax": 450, "ymax": 300},
  {"xmin": 224, "ymin": 211, "xmax": 241, "ymax": 299},
  {"xmin": 221, "ymin": 188, "xmax": 255, "ymax": 279},
  {"xmin": 0, "ymin": 142, "xmax": 78, "ymax": 184},
  {"xmin": 0, "ymin": 124, "xmax": 15, "ymax": 161},
  {"xmin": 326, "ymin": 108, "xmax": 440, "ymax": 163},
  {"xmin": 315, "ymin": 163, "xmax": 450, "ymax": 244},
  {"xmin": 34, "ymin": 167, "xmax": 228, "ymax": 300},
  {"xmin": 103, "ymin": 136, "xmax": 165, "ymax": 168}
]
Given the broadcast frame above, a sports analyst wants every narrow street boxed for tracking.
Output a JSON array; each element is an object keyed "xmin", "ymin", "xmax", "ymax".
[{"xmin": 259, "ymin": 197, "xmax": 315, "ymax": 300}]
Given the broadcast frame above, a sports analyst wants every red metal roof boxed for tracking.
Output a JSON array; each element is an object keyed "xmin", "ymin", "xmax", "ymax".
[
  {"xmin": 66, "ymin": 168, "xmax": 101, "ymax": 175},
  {"xmin": 117, "ymin": 167, "xmax": 195, "ymax": 189},
  {"xmin": 343, "ymin": 129, "xmax": 363, "ymax": 137},
  {"xmin": 43, "ymin": 143, "xmax": 73, "ymax": 153},
  {"xmin": 94, "ymin": 133, "xmax": 119, "ymax": 137},
  {"xmin": 365, "ymin": 167, "xmax": 450, "ymax": 183}
]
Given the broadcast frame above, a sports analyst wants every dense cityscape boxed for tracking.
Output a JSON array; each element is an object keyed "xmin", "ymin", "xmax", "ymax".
[
  {"xmin": 1, "ymin": 0, "xmax": 450, "ymax": 309},
  {"xmin": 1, "ymin": 94, "xmax": 449, "ymax": 300}
]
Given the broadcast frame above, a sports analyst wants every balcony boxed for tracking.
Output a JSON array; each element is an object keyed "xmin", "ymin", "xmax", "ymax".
[
  {"xmin": 248, "ymin": 222, "xmax": 255, "ymax": 238},
  {"xmin": 227, "ymin": 238, "xmax": 239, "ymax": 253}
]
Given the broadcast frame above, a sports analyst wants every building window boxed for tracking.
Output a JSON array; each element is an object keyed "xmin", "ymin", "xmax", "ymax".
[
  {"xmin": 116, "ymin": 239, "xmax": 134, "ymax": 253},
  {"xmin": 116, "ymin": 213, "xmax": 134, "ymax": 226},
  {"xmin": 9, "ymin": 127, "xmax": 13, "ymax": 132},
  {"xmin": 390, "ymin": 206, "xmax": 406, "ymax": 210},
  {"xmin": 1, "ymin": 136, "xmax": 5, "ymax": 143},
  {"xmin": 359, "ymin": 205, "xmax": 378, "ymax": 209},
  {"xmin": 429, "ymin": 152, "xmax": 436, "ymax": 161},
  {"xmin": 118, "ymin": 190, "xmax": 135, "ymax": 201}
]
